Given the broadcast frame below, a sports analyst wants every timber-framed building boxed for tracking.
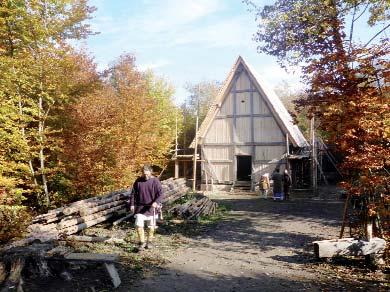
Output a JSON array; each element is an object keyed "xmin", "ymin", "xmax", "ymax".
[{"xmin": 189, "ymin": 56, "xmax": 309, "ymax": 191}]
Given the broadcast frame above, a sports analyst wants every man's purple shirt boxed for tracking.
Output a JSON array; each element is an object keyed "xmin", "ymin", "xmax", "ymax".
[{"xmin": 130, "ymin": 176, "xmax": 163, "ymax": 216}]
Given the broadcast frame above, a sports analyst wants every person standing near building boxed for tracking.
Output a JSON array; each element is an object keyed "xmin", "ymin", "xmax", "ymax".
[
  {"xmin": 259, "ymin": 174, "xmax": 270, "ymax": 198},
  {"xmin": 283, "ymin": 169, "xmax": 292, "ymax": 200},
  {"xmin": 130, "ymin": 164, "xmax": 163, "ymax": 251},
  {"xmin": 271, "ymin": 168, "xmax": 284, "ymax": 200}
]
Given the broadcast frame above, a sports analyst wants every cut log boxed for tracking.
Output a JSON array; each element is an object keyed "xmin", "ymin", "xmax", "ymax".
[
  {"xmin": 163, "ymin": 187, "xmax": 189, "ymax": 204},
  {"xmin": 58, "ymin": 211, "xmax": 121, "ymax": 235},
  {"xmin": 79, "ymin": 200, "xmax": 126, "ymax": 216},
  {"xmin": 112, "ymin": 213, "xmax": 134, "ymax": 226},
  {"xmin": 313, "ymin": 237, "xmax": 386, "ymax": 258},
  {"xmin": 62, "ymin": 190, "xmax": 129, "ymax": 216},
  {"xmin": 57, "ymin": 205, "xmax": 126, "ymax": 229},
  {"xmin": 63, "ymin": 192, "xmax": 130, "ymax": 215}
]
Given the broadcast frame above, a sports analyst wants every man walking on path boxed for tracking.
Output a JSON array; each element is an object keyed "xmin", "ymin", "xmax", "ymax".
[
  {"xmin": 271, "ymin": 168, "xmax": 284, "ymax": 200},
  {"xmin": 130, "ymin": 164, "xmax": 163, "ymax": 251},
  {"xmin": 283, "ymin": 169, "xmax": 292, "ymax": 200}
]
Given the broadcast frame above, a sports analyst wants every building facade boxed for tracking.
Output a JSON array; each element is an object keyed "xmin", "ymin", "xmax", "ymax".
[{"xmin": 190, "ymin": 57, "xmax": 308, "ymax": 190}]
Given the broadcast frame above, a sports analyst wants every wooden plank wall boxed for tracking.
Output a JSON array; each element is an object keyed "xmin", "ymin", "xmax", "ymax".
[{"xmin": 202, "ymin": 67, "xmax": 288, "ymax": 184}]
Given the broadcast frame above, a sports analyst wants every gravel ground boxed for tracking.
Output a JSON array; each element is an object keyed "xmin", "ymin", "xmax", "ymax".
[
  {"xmin": 22, "ymin": 188, "xmax": 389, "ymax": 291},
  {"xmin": 127, "ymin": 189, "xmax": 389, "ymax": 292}
]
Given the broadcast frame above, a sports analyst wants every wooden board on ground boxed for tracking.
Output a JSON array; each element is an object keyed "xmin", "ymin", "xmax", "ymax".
[
  {"xmin": 104, "ymin": 263, "xmax": 121, "ymax": 288},
  {"xmin": 64, "ymin": 253, "xmax": 119, "ymax": 262}
]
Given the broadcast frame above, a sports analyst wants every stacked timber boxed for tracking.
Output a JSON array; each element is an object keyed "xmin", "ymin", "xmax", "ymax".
[
  {"xmin": 168, "ymin": 194, "xmax": 218, "ymax": 220},
  {"xmin": 161, "ymin": 178, "xmax": 189, "ymax": 204},
  {"xmin": 27, "ymin": 189, "xmax": 131, "ymax": 238},
  {"xmin": 28, "ymin": 178, "xmax": 189, "ymax": 238}
]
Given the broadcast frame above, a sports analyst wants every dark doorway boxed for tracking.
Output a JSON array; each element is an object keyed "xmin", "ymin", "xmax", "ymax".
[{"xmin": 236, "ymin": 155, "xmax": 252, "ymax": 181}]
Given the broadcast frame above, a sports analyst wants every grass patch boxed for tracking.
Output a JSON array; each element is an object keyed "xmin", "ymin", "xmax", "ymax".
[{"xmin": 159, "ymin": 203, "xmax": 229, "ymax": 237}]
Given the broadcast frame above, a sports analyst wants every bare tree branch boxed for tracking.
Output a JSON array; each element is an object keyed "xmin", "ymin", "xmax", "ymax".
[{"xmin": 364, "ymin": 24, "xmax": 390, "ymax": 47}]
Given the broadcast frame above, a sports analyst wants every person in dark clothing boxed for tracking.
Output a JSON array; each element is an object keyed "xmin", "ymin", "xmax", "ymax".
[
  {"xmin": 271, "ymin": 168, "xmax": 284, "ymax": 200},
  {"xmin": 130, "ymin": 165, "xmax": 163, "ymax": 251},
  {"xmin": 283, "ymin": 169, "xmax": 292, "ymax": 200}
]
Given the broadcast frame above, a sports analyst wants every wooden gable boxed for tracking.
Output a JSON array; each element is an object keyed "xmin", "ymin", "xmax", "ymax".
[{"xmin": 193, "ymin": 57, "xmax": 308, "ymax": 185}]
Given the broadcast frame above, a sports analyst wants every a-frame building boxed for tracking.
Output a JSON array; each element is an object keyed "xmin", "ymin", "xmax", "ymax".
[{"xmin": 190, "ymin": 56, "xmax": 309, "ymax": 190}]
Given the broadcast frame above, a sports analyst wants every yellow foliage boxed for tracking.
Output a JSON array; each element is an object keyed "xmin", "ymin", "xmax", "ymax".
[{"xmin": 0, "ymin": 205, "xmax": 31, "ymax": 243}]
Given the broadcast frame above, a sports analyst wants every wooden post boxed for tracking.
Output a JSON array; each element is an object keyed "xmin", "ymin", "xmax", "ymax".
[
  {"xmin": 205, "ymin": 170, "xmax": 208, "ymax": 191},
  {"xmin": 286, "ymin": 134, "xmax": 290, "ymax": 156},
  {"xmin": 174, "ymin": 112, "xmax": 179, "ymax": 179},
  {"xmin": 286, "ymin": 133, "xmax": 290, "ymax": 175},
  {"xmin": 192, "ymin": 88, "xmax": 200, "ymax": 192},
  {"xmin": 174, "ymin": 159, "xmax": 179, "ymax": 179},
  {"xmin": 311, "ymin": 117, "xmax": 317, "ymax": 193},
  {"xmin": 193, "ymin": 116, "xmax": 199, "ymax": 192}
]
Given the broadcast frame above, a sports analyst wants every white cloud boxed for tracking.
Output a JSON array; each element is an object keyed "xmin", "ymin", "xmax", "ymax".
[{"xmin": 135, "ymin": 0, "xmax": 223, "ymax": 33}]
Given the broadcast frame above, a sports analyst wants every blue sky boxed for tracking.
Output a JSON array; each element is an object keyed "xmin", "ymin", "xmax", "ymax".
[{"xmin": 82, "ymin": 0, "xmax": 385, "ymax": 104}]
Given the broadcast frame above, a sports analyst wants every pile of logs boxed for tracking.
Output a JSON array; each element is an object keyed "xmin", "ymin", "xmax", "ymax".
[
  {"xmin": 168, "ymin": 194, "xmax": 218, "ymax": 220},
  {"xmin": 27, "ymin": 178, "xmax": 190, "ymax": 239},
  {"xmin": 28, "ymin": 189, "xmax": 131, "ymax": 239},
  {"xmin": 161, "ymin": 178, "xmax": 190, "ymax": 205}
]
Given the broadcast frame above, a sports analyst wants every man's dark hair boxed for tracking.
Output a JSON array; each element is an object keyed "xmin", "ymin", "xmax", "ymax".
[{"xmin": 275, "ymin": 168, "xmax": 280, "ymax": 173}]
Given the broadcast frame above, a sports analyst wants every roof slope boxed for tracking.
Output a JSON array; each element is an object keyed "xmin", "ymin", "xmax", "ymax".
[{"xmin": 190, "ymin": 56, "xmax": 308, "ymax": 148}]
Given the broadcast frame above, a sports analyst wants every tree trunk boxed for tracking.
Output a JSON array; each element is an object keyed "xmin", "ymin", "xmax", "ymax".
[
  {"xmin": 18, "ymin": 92, "xmax": 38, "ymax": 188},
  {"xmin": 38, "ymin": 95, "xmax": 49, "ymax": 205}
]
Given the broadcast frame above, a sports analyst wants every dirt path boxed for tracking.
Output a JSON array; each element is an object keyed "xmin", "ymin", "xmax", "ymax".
[{"xmin": 125, "ymin": 192, "xmax": 356, "ymax": 292}]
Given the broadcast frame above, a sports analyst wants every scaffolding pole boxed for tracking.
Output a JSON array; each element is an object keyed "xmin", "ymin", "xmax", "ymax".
[{"xmin": 311, "ymin": 117, "xmax": 318, "ymax": 193}]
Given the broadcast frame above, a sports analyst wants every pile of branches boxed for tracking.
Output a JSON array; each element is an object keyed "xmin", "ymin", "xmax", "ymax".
[{"xmin": 168, "ymin": 194, "xmax": 218, "ymax": 220}]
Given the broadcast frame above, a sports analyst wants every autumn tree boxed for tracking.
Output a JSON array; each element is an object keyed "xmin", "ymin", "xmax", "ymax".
[
  {"xmin": 63, "ymin": 54, "xmax": 177, "ymax": 197},
  {"xmin": 0, "ymin": 0, "xmax": 96, "ymax": 241},
  {"xmin": 245, "ymin": 0, "xmax": 389, "ymax": 237}
]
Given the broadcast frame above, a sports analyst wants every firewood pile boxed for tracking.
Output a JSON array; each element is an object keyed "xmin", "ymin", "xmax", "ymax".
[
  {"xmin": 28, "ymin": 189, "xmax": 131, "ymax": 239},
  {"xmin": 26, "ymin": 178, "xmax": 190, "ymax": 240},
  {"xmin": 161, "ymin": 178, "xmax": 190, "ymax": 205},
  {"xmin": 168, "ymin": 194, "xmax": 218, "ymax": 220}
]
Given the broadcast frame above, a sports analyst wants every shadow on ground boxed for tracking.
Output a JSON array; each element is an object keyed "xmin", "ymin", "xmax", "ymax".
[{"xmin": 123, "ymin": 265, "xmax": 380, "ymax": 292}]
